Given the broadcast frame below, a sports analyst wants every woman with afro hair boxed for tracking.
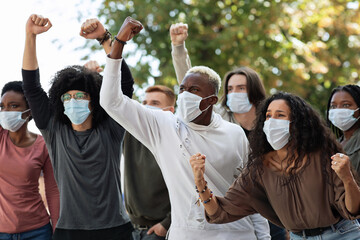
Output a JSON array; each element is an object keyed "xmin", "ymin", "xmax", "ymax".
[{"xmin": 22, "ymin": 14, "xmax": 135, "ymax": 240}]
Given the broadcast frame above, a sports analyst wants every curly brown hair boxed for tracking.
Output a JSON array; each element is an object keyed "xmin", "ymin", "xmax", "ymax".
[{"xmin": 242, "ymin": 92, "xmax": 343, "ymax": 186}]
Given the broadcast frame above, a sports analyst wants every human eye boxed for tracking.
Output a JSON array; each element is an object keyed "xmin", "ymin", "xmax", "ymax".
[
  {"xmin": 61, "ymin": 93, "xmax": 71, "ymax": 102},
  {"xmin": 329, "ymin": 104, "xmax": 336, "ymax": 109},
  {"xmin": 265, "ymin": 113, "xmax": 271, "ymax": 119},
  {"xmin": 10, "ymin": 104, "xmax": 19, "ymax": 109},
  {"xmin": 75, "ymin": 92, "xmax": 87, "ymax": 100},
  {"xmin": 179, "ymin": 87, "xmax": 184, "ymax": 93},
  {"xmin": 342, "ymin": 104, "xmax": 350, "ymax": 108}
]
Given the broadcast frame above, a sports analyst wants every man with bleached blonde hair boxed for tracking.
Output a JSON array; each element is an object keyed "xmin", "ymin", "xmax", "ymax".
[{"xmin": 99, "ymin": 16, "xmax": 269, "ymax": 240}]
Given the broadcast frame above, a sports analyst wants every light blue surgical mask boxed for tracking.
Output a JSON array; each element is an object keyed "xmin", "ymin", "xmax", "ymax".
[
  {"xmin": 63, "ymin": 99, "xmax": 91, "ymax": 125},
  {"xmin": 0, "ymin": 109, "xmax": 30, "ymax": 132},
  {"xmin": 145, "ymin": 105, "xmax": 161, "ymax": 110},
  {"xmin": 145, "ymin": 105, "xmax": 172, "ymax": 111}
]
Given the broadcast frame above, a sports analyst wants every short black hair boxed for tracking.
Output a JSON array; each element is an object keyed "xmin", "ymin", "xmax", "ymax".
[
  {"xmin": 48, "ymin": 65, "xmax": 108, "ymax": 128},
  {"xmin": 1, "ymin": 81, "xmax": 32, "ymax": 121}
]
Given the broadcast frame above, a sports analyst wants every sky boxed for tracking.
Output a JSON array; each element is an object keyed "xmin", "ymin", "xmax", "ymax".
[{"xmin": 0, "ymin": 0, "xmax": 113, "ymax": 133}]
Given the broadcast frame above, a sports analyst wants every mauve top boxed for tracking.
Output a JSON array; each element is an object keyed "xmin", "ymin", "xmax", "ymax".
[
  {"xmin": 207, "ymin": 153, "xmax": 360, "ymax": 232},
  {"xmin": 0, "ymin": 127, "xmax": 59, "ymax": 233}
]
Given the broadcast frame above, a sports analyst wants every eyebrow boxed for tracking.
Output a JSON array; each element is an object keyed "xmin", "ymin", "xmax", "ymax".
[{"xmin": 266, "ymin": 109, "xmax": 286, "ymax": 113}]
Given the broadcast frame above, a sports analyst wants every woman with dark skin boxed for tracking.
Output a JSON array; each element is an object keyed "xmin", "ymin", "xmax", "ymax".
[
  {"xmin": 327, "ymin": 85, "xmax": 360, "ymax": 178},
  {"xmin": 0, "ymin": 81, "xmax": 59, "ymax": 240},
  {"xmin": 190, "ymin": 92, "xmax": 360, "ymax": 240}
]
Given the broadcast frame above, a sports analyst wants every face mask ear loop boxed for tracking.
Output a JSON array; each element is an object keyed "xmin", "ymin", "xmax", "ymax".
[
  {"xmin": 22, "ymin": 109, "xmax": 31, "ymax": 122},
  {"xmin": 353, "ymin": 108, "xmax": 360, "ymax": 120},
  {"xmin": 200, "ymin": 94, "xmax": 216, "ymax": 112}
]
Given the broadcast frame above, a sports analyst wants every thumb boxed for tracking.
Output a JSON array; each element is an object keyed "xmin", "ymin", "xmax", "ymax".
[
  {"xmin": 147, "ymin": 226, "xmax": 155, "ymax": 235},
  {"xmin": 97, "ymin": 67, "xmax": 104, "ymax": 73},
  {"xmin": 44, "ymin": 20, "xmax": 52, "ymax": 31}
]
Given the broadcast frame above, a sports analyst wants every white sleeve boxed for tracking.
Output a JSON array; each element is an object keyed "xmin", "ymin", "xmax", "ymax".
[
  {"xmin": 171, "ymin": 43, "xmax": 192, "ymax": 84},
  {"xmin": 249, "ymin": 214, "xmax": 271, "ymax": 240},
  {"xmin": 100, "ymin": 57, "xmax": 167, "ymax": 152}
]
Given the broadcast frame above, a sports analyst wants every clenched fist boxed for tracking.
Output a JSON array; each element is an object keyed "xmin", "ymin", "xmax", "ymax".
[
  {"xmin": 331, "ymin": 153, "xmax": 354, "ymax": 182},
  {"xmin": 116, "ymin": 17, "xmax": 143, "ymax": 42},
  {"xmin": 170, "ymin": 23, "xmax": 188, "ymax": 46},
  {"xmin": 26, "ymin": 14, "xmax": 52, "ymax": 35},
  {"xmin": 80, "ymin": 18, "xmax": 106, "ymax": 40}
]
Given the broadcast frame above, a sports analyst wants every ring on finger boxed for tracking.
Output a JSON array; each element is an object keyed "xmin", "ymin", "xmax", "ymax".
[{"xmin": 339, "ymin": 153, "xmax": 344, "ymax": 158}]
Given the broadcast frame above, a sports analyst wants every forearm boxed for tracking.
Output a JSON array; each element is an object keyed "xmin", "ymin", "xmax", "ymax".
[
  {"xmin": 343, "ymin": 176, "xmax": 360, "ymax": 214},
  {"xmin": 22, "ymin": 69, "xmax": 51, "ymax": 129},
  {"xmin": 23, "ymin": 34, "xmax": 38, "ymax": 70},
  {"xmin": 196, "ymin": 180, "xmax": 220, "ymax": 216},
  {"xmin": 43, "ymin": 157, "xmax": 60, "ymax": 230},
  {"xmin": 121, "ymin": 60, "xmax": 134, "ymax": 98},
  {"xmin": 108, "ymin": 39, "xmax": 125, "ymax": 59},
  {"xmin": 171, "ymin": 43, "xmax": 191, "ymax": 84},
  {"xmin": 102, "ymin": 38, "xmax": 112, "ymax": 55}
]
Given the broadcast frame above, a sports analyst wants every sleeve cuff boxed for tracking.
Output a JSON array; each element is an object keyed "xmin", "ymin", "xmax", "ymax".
[
  {"xmin": 205, "ymin": 202, "xmax": 223, "ymax": 223},
  {"xmin": 160, "ymin": 215, "xmax": 171, "ymax": 230}
]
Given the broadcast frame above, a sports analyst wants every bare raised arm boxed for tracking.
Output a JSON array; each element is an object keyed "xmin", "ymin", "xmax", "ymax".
[
  {"xmin": 22, "ymin": 14, "xmax": 52, "ymax": 70},
  {"xmin": 80, "ymin": 18, "xmax": 112, "ymax": 54},
  {"xmin": 189, "ymin": 153, "xmax": 220, "ymax": 216},
  {"xmin": 108, "ymin": 16, "xmax": 143, "ymax": 60}
]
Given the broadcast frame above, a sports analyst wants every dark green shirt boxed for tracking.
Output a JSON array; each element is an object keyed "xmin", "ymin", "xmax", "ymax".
[
  {"xmin": 342, "ymin": 128, "xmax": 360, "ymax": 177},
  {"xmin": 123, "ymin": 132, "xmax": 171, "ymax": 229}
]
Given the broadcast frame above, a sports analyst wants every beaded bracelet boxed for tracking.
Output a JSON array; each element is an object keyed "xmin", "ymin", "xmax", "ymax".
[
  {"xmin": 195, "ymin": 181, "xmax": 208, "ymax": 193},
  {"xmin": 114, "ymin": 36, "xmax": 127, "ymax": 45},
  {"xmin": 202, "ymin": 192, "xmax": 213, "ymax": 204}
]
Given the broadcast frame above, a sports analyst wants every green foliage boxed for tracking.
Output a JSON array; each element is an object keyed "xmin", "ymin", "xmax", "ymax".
[{"xmin": 94, "ymin": 0, "xmax": 360, "ymax": 114}]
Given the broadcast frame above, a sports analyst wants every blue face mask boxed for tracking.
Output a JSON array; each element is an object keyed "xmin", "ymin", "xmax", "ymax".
[{"xmin": 63, "ymin": 99, "xmax": 91, "ymax": 125}]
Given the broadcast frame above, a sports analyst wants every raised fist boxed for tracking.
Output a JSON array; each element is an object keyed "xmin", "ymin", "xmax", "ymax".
[
  {"xmin": 116, "ymin": 17, "xmax": 143, "ymax": 42},
  {"xmin": 170, "ymin": 23, "xmax": 188, "ymax": 46},
  {"xmin": 84, "ymin": 60, "xmax": 103, "ymax": 73},
  {"xmin": 26, "ymin": 14, "xmax": 52, "ymax": 35},
  {"xmin": 80, "ymin": 18, "xmax": 106, "ymax": 40}
]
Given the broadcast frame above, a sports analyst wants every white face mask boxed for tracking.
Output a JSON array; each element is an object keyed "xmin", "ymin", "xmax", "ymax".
[
  {"xmin": 176, "ymin": 91, "xmax": 215, "ymax": 123},
  {"xmin": 328, "ymin": 108, "xmax": 359, "ymax": 131},
  {"xmin": 0, "ymin": 109, "xmax": 30, "ymax": 132},
  {"xmin": 263, "ymin": 118, "xmax": 290, "ymax": 150},
  {"xmin": 145, "ymin": 105, "xmax": 171, "ymax": 111},
  {"xmin": 226, "ymin": 92, "xmax": 253, "ymax": 113}
]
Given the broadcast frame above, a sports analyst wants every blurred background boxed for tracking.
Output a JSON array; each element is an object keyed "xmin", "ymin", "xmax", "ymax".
[{"xmin": 1, "ymin": 0, "xmax": 360, "ymax": 134}]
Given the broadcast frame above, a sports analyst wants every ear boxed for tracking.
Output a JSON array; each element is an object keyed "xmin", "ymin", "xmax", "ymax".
[
  {"xmin": 209, "ymin": 96, "xmax": 218, "ymax": 105},
  {"xmin": 169, "ymin": 106, "xmax": 175, "ymax": 113}
]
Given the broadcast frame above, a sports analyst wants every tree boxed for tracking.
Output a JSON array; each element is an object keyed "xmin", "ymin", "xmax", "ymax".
[{"xmin": 89, "ymin": 0, "xmax": 360, "ymax": 114}]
